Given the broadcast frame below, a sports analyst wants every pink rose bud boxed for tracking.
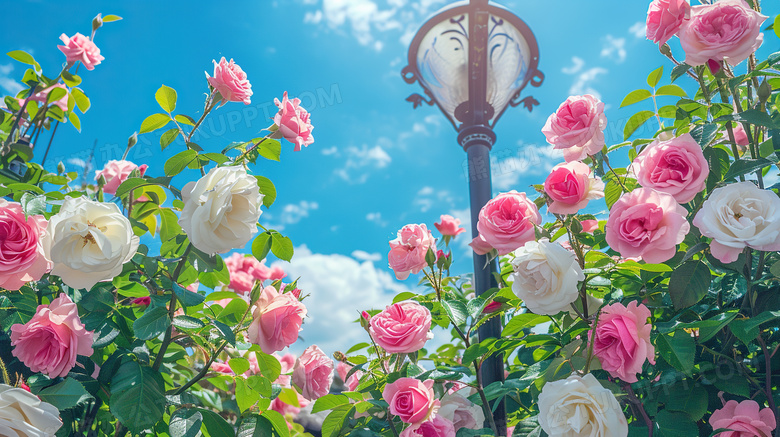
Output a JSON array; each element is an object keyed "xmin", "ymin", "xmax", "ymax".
[
  {"xmin": 542, "ymin": 94, "xmax": 607, "ymax": 162},
  {"xmin": 289, "ymin": 288, "xmax": 301, "ymax": 298},
  {"xmin": 707, "ymin": 58, "xmax": 722, "ymax": 75},
  {"xmin": 388, "ymin": 224, "xmax": 436, "ymax": 280},
  {"xmin": 605, "ymin": 188, "xmax": 689, "ymax": 264},
  {"xmin": 632, "ymin": 133, "xmax": 709, "ymax": 204},
  {"xmin": 730, "ymin": 122, "xmax": 750, "ymax": 147},
  {"xmin": 370, "ymin": 301, "xmax": 433, "ymax": 354},
  {"xmin": 247, "ymin": 286, "xmax": 307, "ymax": 354},
  {"xmin": 434, "ymin": 214, "xmax": 466, "ymax": 237},
  {"xmin": 225, "ymin": 253, "xmax": 287, "ymax": 294},
  {"xmin": 709, "ymin": 400, "xmax": 776, "ymax": 437},
  {"xmin": 292, "ymin": 345, "xmax": 334, "ymax": 401},
  {"xmin": 132, "ymin": 296, "xmax": 151, "ymax": 306},
  {"xmin": 590, "ymin": 301, "xmax": 655, "ymax": 383},
  {"xmin": 580, "ymin": 219, "xmax": 599, "ymax": 233},
  {"xmin": 57, "ymin": 33, "xmax": 104, "ymax": 70},
  {"xmin": 273, "ymin": 91, "xmax": 314, "ymax": 151},
  {"xmin": 0, "ymin": 200, "xmax": 50, "ymax": 291},
  {"xmin": 436, "ymin": 250, "xmax": 446, "ymax": 260},
  {"xmin": 94, "ymin": 160, "xmax": 148, "ymax": 196},
  {"xmin": 210, "ymin": 362, "xmax": 234, "ymax": 375},
  {"xmin": 207, "ymin": 57, "xmax": 253, "ymax": 105},
  {"xmin": 645, "ymin": 0, "xmax": 691, "ymax": 46},
  {"xmin": 543, "ymin": 161, "xmax": 605, "ymax": 215},
  {"xmin": 679, "ymin": 0, "xmax": 768, "ymax": 67},
  {"xmin": 400, "ymin": 416, "xmax": 456, "ymax": 437},
  {"xmin": 383, "ymin": 378, "xmax": 439, "ymax": 424},
  {"xmin": 470, "ymin": 191, "xmax": 541, "ymax": 256},
  {"xmin": 361, "ymin": 311, "xmax": 371, "ymax": 321},
  {"xmin": 482, "ymin": 300, "xmax": 502, "ymax": 314},
  {"xmin": 18, "ymin": 381, "xmax": 30, "ymax": 392},
  {"xmin": 11, "ymin": 293, "xmax": 94, "ymax": 378}
]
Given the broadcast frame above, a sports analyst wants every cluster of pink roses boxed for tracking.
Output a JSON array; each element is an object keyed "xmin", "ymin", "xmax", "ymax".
[
  {"xmin": 388, "ymin": 214, "xmax": 464, "ymax": 280},
  {"xmin": 646, "ymin": 0, "xmax": 766, "ymax": 67},
  {"xmin": 224, "ymin": 252, "xmax": 287, "ymax": 294}
]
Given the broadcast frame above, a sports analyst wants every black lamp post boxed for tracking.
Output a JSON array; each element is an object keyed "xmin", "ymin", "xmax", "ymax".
[{"xmin": 402, "ymin": 1, "xmax": 543, "ymax": 434}]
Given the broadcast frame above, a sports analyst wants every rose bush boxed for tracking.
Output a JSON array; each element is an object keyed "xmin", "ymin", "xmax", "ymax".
[{"xmin": 0, "ymin": 2, "xmax": 779, "ymax": 437}]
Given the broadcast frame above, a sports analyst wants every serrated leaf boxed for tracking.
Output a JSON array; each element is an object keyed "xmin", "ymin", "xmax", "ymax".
[
  {"xmin": 620, "ymin": 89, "xmax": 652, "ymax": 107},
  {"xmin": 164, "ymin": 149, "xmax": 198, "ymax": 176},
  {"xmin": 175, "ymin": 114, "xmax": 196, "ymax": 126},
  {"xmin": 169, "ymin": 408, "xmax": 203, "ymax": 437},
  {"xmin": 156, "ymin": 84, "xmax": 177, "ymax": 113},
  {"xmin": 38, "ymin": 378, "xmax": 93, "ymax": 410},
  {"xmin": 623, "ymin": 110, "xmax": 655, "ymax": 140},
  {"xmin": 172, "ymin": 315, "xmax": 205, "ymax": 330},
  {"xmin": 647, "ymin": 66, "xmax": 664, "ymax": 88},
  {"xmin": 140, "ymin": 113, "xmax": 171, "ymax": 134},
  {"xmin": 270, "ymin": 233, "xmax": 294, "ymax": 261},
  {"xmin": 70, "ymin": 87, "xmax": 90, "ymax": 112},
  {"xmin": 669, "ymin": 260, "xmax": 711, "ymax": 310},
  {"xmin": 723, "ymin": 158, "xmax": 773, "ymax": 181},
  {"xmin": 69, "ymin": 111, "xmax": 81, "ymax": 131},
  {"xmin": 255, "ymin": 176, "xmax": 276, "ymax": 208},
  {"xmin": 312, "ymin": 394, "xmax": 350, "ymax": 414},
  {"xmin": 670, "ymin": 63, "xmax": 691, "ymax": 83},
  {"xmin": 655, "ymin": 84, "xmax": 687, "ymax": 97},
  {"xmin": 7, "ymin": 50, "xmax": 40, "ymax": 70},
  {"xmin": 656, "ymin": 331, "xmax": 695, "ymax": 374},
  {"xmin": 109, "ymin": 359, "xmax": 166, "ymax": 434},
  {"xmin": 252, "ymin": 233, "xmax": 272, "ymax": 262},
  {"xmin": 160, "ymin": 128, "xmax": 180, "ymax": 150},
  {"xmin": 133, "ymin": 306, "xmax": 170, "ymax": 340}
]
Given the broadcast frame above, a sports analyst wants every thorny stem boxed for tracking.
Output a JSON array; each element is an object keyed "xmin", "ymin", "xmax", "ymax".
[{"xmin": 624, "ymin": 383, "xmax": 653, "ymax": 437}]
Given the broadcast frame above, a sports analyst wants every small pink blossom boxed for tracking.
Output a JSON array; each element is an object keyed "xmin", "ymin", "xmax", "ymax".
[
  {"xmin": 207, "ymin": 57, "xmax": 253, "ymax": 105},
  {"xmin": 247, "ymin": 286, "xmax": 307, "ymax": 354},
  {"xmin": 0, "ymin": 200, "xmax": 50, "ymax": 291},
  {"xmin": 388, "ymin": 224, "xmax": 436, "ymax": 280},
  {"xmin": 274, "ymin": 92, "xmax": 314, "ymax": 151},
  {"xmin": 581, "ymin": 219, "xmax": 599, "ymax": 233},
  {"xmin": 292, "ymin": 345, "xmax": 333, "ymax": 401},
  {"xmin": 544, "ymin": 161, "xmax": 604, "ymax": 214},
  {"xmin": 95, "ymin": 160, "xmax": 148, "ymax": 196},
  {"xmin": 590, "ymin": 301, "xmax": 655, "ymax": 383},
  {"xmin": 225, "ymin": 253, "xmax": 286, "ymax": 294},
  {"xmin": 57, "ymin": 33, "xmax": 104, "ymax": 70},
  {"xmin": 709, "ymin": 400, "xmax": 775, "ymax": 437},
  {"xmin": 542, "ymin": 95, "xmax": 607, "ymax": 162},
  {"xmin": 400, "ymin": 416, "xmax": 456, "ymax": 437},
  {"xmin": 370, "ymin": 301, "xmax": 433, "ymax": 354},
  {"xmin": 646, "ymin": 0, "xmax": 691, "ymax": 46},
  {"xmin": 470, "ymin": 191, "xmax": 541, "ymax": 256},
  {"xmin": 434, "ymin": 214, "xmax": 466, "ymax": 237},
  {"xmin": 132, "ymin": 296, "xmax": 151, "ymax": 306}
]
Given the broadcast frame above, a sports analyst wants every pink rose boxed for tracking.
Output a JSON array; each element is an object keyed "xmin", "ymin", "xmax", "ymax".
[
  {"xmin": 400, "ymin": 416, "xmax": 456, "ymax": 437},
  {"xmin": 10, "ymin": 293, "xmax": 93, "ymax": 377},
  {"xmin": 439, "ymin": 391, "xmax": 485, "ymax": 431},
  {"xmin": 274, "ymin": 92, "xmax": 314, "ymax": 151},
  {"xmin": 225, "ymin": 253, "xmax": 286, "ymax": 294},
  {"xmin": 17, "ymin": 83, "xmax": 69, "ymax": 113},
  {"xmin": 388, "ymin": 224, "xmax": 436, "ymax": 280},
  {"xmin": 292, "ymin": 345, "xmax": 334, "ymax": 401},
  {"xmin": 544, "ymin": 161, "xmax": 605, "ymax": 214},
  {"xmin": 434, "ymin": 215, "xmax": 466, "ymax": 237},
  {"xmin": 383, "ymin": 378, "xmax": 439, "ymax": 424},
  {"xmin": 709, "ymin": 400, "xmax": 776, "ymax": 437},
  {"xmin": 132, "ymin": 296, "xmax": 151, "ymax": 306},
  {"xmin": 645, "ymin": 0, "xmax": 691, "ymax": 46},
  {"xmin": 268, "ymin": 352, "xmax": 310, "ymax": 416},
  {"xmin": 679, "ymin": 0, "xmax": 767, "ymax": 66},
  {"xmin": 57, "ymin": 33, "xmax": 104, "ymax": 70},
  {"xmin": 336, "ymin": 361, "xmax": 363, "ymax": 392},
  {"xmin": 95, "ymin": 160, "xmax": 148, "ymax": 196},
  {"xmin": 211, "ymin": 361, "xmax": 234, "ymax": 375},
  {"xmin": 0, "ymin": 200, "xmax": 50, "ymax": 291},
  {"xmin": 730, "ymin": 123, "xmax": 749, "ymax": 147},
  {"xmin": 470, "ymin": 191, "xmax": 542, "ymax": 256},
  {"xmin": 632, "ymin": 133, "xmax": 709, "ymax": 204},
  {"xmin": 207, "ymin": 57, "xmax": 253, "ymax": 105},
  {"xmin": 590, "ymin": 301, "xmax": 655, "ymax": 383},
  {"xmin": 581, "ymin": 219, "xmax": 599, "ymax": 233},
  {"xmin": 247, "ymin": 286, "xmax": 307, "ymax": 354},
  {"xmin": 542, "ymin": 95, "xmax": 607, "ymax": 162},
  {"xmin": 370, "ymin": 301, "xmax": 433, "ymax": 354},
  {"xmin": 605, "ymin": 188, "xmax": 689, "ymax": 263}
]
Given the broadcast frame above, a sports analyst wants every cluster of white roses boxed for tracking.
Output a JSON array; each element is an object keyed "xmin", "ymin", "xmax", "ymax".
[{"xmin": 43, "ymin": 165, "xmax": 262, "ymax": 291}]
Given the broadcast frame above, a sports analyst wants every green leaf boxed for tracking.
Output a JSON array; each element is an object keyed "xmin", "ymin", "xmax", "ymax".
[
  {"xmin": 715, "ymin": 109, "xmax": 779, "ymax": 129},
  {"xmin": 235, "ymin": 377, "xmax": 259, "ymax": 412},
  {"xmin": 665, "ymin": 383, "xmax": 708, "ymax": 421},
  {"xmin": 61, "ymin": 71, "xmax": 81, "ymax": 87},
  {"xmin": 321, "ymin": 404, "xmax": 353, "ymax": 437},
  {"xmin": 656, "ymin": 331, "xmax": 695, "ymax": 374},
  {"xmin": 261, "ymin": 410, "xmax": 291, "ymax": 437},
  {"xmin": 254, "ymin": 138, "xmax": 282, "ymax": 162},
  {"xmin": 775, "ymin": 14, "xmax": 780, "ymax": 39},
  {"xmin": 20, "ymin": 192, "xmax": 46, "ymax": 217},
  {"xmin": 655, "ymin": 84, "xmax": 687, "ymax": 98},
  {"xmin": 723, "ymin": 158, "xmax": 773, "ymax": 181},
  {"xmin": 604, "ymin": 180, "xmax": 623, "ymax": 209},
  {"xmin": 133, "ymin": 305, "xmax": 171, "ymax": 340},
  {"xmin": 69, "ymin": 111, "xmax": 81, "ymax": 131},
  {"xmin": 229, "ymin": 357, "xmax": 250, "ymax": 375},
  {"xmin": 620, "ymin": 89, "xmax": 652, "ymax": 107},
  {"xmin": 173, "ymin": 282, "xmax": 205, "ymax": 307},
  {"xmin": 624, "ymin": 110, "xmax": 655, "ymax": 140},
  {"xmin": 140, "ymin": 113, "xmax": 171, "ymax": 134},
  {"xmin": 729, "ymin": 310, "xmax": 780, "ymax": 346},
  {"xmin": 647, "ymin": 66, "xmax": 664, "ymax": 88},
  {"xmin": 271, "ymin": 233, "xmax": 294, "ymax": 262},
  {"xmin": 7, "ymin": 50, "xmax": 40, "ymax": 70},
  {"xmin": 159, "ymin": 208, "xmax": 181, "ymax": 242},
  {"xmin": 212, "ymin": 318, "xmax": 236, "ymax": 345},
  {"xmin": 690, "ymin": 123, "xmax": 718, "ymax": 147},
  {"xmin": 669, "ymin": 260, "xmax": 711, "ymax": 310},
  {"xmin": 156, "ymin": 84, "xmax": 177, "ymax": 113},
  {"xmin": 175, "ymin": 114, "xmax": 196, "ymax": 126},
  {"xmin": 164, "ymin": 149, "xmax": 199, "ymax": 176},
  {"xmin": 441, "ymin": 299, "xmax": 468, "ymax": 327},
  {"xmin": 654, "ymin": 410, "xmax": 699, "ymax": 437},
  {"xmin": 38, "ymin": 378, "xmax": 93, "ymax": 410},
  {"xmin": 501, "ymin": 313, "xmax": 549, "ymax": 337},
  {"xmin": 200, "ymin": 409, "xmax": 235, "ymax": 437},
  {"xmin": 114, "ymin": 177, "xmax": 148, "ymax": 199},
  {"xmin": 255, "ymin": 176, "xmax": 276, "ymax": 208},
  {"xmin": 172, "ymin": 315, "xmax": 205, "ymax": 330},
  {"xmin": 252, "ymin": 233, "xmax": 273, "ymax": 262},
  {"xmin": 70, "ymin": 88, "xmax": 90, "ymax": 112},
  {"xmin": 253, "ymin": 352, "xmax": 282, "ymax": 382},
  {"xmin": 312, "ymin": 394, "xmax": 351, "ymax": 414},
  {"xmin": 169, "ymin": 408, "xmax": 203, "ymax": 437},
  {"xmin": 102, "ymin": 14, "xmax": 123, "ymax": 22},
  {"xmin": 160, "ymin": 128, "xmax": 180, "ymax": 150},
  {"xmin": 109, "ymin": 359, "xmax": 166, "ymax": 434},
  {"xmin": 670, "ymin": 63, "xmax": 691, "ymax": 83}
]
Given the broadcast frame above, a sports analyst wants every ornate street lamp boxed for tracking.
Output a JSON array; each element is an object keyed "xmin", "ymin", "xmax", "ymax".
[{"xmin": 402, "ymin": 0, "xmax": 543, "ymax": 434}]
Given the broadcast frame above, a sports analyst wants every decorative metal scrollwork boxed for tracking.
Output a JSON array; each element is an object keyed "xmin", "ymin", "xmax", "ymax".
[
  {"xmin": 406, "ymin": 91, "xmax": 436, "ymax": 109},
  {"xmin": 530, "ymin": 69, "xmax": 544, "ymax": 87},
  {"xmin": 508, "ymin": 95, "xmax": 539, "ymax": 112}
]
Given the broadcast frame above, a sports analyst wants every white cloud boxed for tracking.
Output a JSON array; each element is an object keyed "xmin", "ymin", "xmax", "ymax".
[
  {"xmin": 334, "ymin": 143, "xmax": 392, "ymax": 183},
  {"xmin": 352, "ymin": 250, "xmax": 382, "ymax": 262},
  {"xmin": 273, "ymin": 245, "xmax": 409, "ymax": 356},
  {"xmin": 265, "ymin": 201, "xmax": 319, "ymax": 230},
  {"xmin": 600, "ymin": 35, "xmax": 627, "ymax": 63},
  {"xmin": 0, "ymin": 64, "xmax": 23, "ymax": 95},
  {"xmin": 413, "ymin": 186, "xmax": 454, "ymax": 213},
  {"xmin": 491, "ymin": 143, "xmax": 563, "ymax": 191},
  {"xmin": 321, "ymin": 146, "xmax": 339, "ymax": 156},
  {"xmin": 629, "ymin": 22, "xmax": 647, "ymax": 39},
  {"xmin": 561, "ymin": 56, "xmax": 585, "ymax": 75},
  {"xmin": 366, "ymin": 212, "xmax": 387, "ymax": 226},
  {"xmin": 568, "ymin": 67, "xmax": 608, "ymax": 100}
]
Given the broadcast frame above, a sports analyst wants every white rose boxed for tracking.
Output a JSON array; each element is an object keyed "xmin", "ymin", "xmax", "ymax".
[
  {"xmin": 0, "ymin": 384, "xmax": 62, "ymax": 437},
  {"xmin": 693, "ymin": 181, "xmax": 780, "ymax": 263},
  {"xmin": 179, "ymin": 166, "xmax": 263, "ymax": 255},
  {"xmin": 43, "ymin": 197, "xmax": 139, "ymax": 290},
  {"xmin": 510, "ymin": 238, "xmax": 584, "ymax": 315},
  {"xmin": 438, "ymin": 390, "xmax": 485, "ymax": 431},
  {"xmin": 538, "ymin": 373, "xmax": 628, "ymax": 437}
]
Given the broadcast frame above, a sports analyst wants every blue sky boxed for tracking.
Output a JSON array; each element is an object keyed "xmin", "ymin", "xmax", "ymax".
[{"xmin": 3, "ymin": 0, "xmax": 779, "ymax": 355}]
